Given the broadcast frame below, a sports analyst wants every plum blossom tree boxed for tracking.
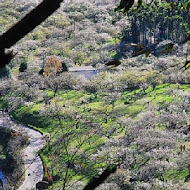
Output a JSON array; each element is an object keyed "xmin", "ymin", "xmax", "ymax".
[
  {"xmin": 91, "ymin": 107, "xmax": 187, "ymax": 189},
  {"xmin": 40, "ymin": 103, "xmax": 103, "ymax": 190}
]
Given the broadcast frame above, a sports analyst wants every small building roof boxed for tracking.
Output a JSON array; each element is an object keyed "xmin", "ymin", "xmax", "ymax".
[{"xmin": 68, "ymin": 66, "xmax": 96, "ymax": 72}]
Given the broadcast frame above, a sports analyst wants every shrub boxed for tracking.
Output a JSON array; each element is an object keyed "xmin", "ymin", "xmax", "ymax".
[
  {"xmin": 19, "ymin": 57, "xmax": 28, "ymax": 72},
  {"xmin": 0, "ymin": 66, "xmax": 11, "ymax": 78},
  {"xmin": 61, "ymin": 62, "xmax": 68, "ymax": 72},
  {"xmin": 39, "ymin": 68, "xmax": 44, "ymax": 75},
  {"xmin": 19, "ymin": 62, "xmax": 28, "ymax": 72}
]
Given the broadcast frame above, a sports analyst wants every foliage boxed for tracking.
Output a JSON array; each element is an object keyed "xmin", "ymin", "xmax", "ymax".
[
  {"xmin": 116, "ymin": 0, "xmax": 190, "ymax": 14},
  {"xmin": 121, "ymin": 2, "xmax": 190, "ymax": 49},
  {"xmin": 19, "ymin": 57, "xmax": 28, "ymax": 72},
  {"xmin": 43, "ymin": 57, "xmax": 62, "ymax": 77},
  {"xmin": 0, "ymin": 66, "xmax": 11, "ymax": 78},
  {"xmin": 61, "ymin": 62, "xmax": 68, "ymax": 72}
]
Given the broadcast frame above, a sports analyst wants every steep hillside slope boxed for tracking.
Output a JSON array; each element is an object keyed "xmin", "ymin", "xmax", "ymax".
[{"xmin": 0, "ymin": 0, "xmax": 190, "ymax": 189}]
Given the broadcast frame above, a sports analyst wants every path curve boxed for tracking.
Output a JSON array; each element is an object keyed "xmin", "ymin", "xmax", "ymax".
[{"xmin": 0, "ymin": 111, "xmax": 46, "ymax": 190}]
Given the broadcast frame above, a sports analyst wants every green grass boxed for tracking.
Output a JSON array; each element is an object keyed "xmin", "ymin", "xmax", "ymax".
[
  {"xmin": 180, "ymin": 85, "xmax": 190, "ymax": 92},
  {"xmin": 125, "ymin": 104, "xmax": 144, "ymax": 116},
  {"xmin": 11, "ymin": 105, "xmax": 55, "ymax": 132},
  {"xmin": 59, "ymin": 90, "xmax": 86, "ymax": 100},
  {"xmin": 164, "ymin": 167, "xmax": 190, "ymax": 182},
  {"xmin": 88, "ymin": 101, "xmax": 103, "ymax": 109},
  {"xmin": 106, "ymin": 38, "xmax": 120, "ymax": 44},
  {"xmin": 30, "ymin": 103, "xmax": 42, "ymax": 112},
  {"xmin": 110, "ymin": 51, "xmax": 117, "ymax": 57}
]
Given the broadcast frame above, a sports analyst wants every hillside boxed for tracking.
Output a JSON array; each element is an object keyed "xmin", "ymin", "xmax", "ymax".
[
  {"xmin": 0, "ymin": 0, "xmax": 190, "ymax": 189},
  {"xmin": 2, "ymin": 82, "xmax": 190, "ymax": 189}
]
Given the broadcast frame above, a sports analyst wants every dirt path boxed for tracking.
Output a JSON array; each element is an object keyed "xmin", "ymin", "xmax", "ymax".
[{"xmin": 0, "ymin": 111, "xmax": 45, "ymax": 190}]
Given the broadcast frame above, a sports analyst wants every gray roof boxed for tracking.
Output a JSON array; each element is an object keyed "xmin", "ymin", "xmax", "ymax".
[{"xmin": 68, "ymin": 66, "xmax": 96, "ymax": 72}]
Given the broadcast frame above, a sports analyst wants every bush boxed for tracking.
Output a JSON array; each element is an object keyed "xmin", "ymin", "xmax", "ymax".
[
  {"xmin": 19, "ymin": 57, "xmax": 28, "ymax": 72},
  {"xmin": 61, "ymin": 62, "xmax": 68, "ymax": 72},
  {"xmin": 39, "ymin": 68, "xmax": 44, "ymax": 75},
  {"xmin": 19, "ymin": 62, "xmax": 28, "ymax": 72},
  {"xmin": 0, "ymin": 66, "xmax": 11, "ymax": 78}
]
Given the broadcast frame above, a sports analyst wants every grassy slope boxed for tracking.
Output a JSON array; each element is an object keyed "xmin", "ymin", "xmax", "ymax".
[{"xmin": 1, "ymin": 83, "xmax": 190, "ymax": 187}]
